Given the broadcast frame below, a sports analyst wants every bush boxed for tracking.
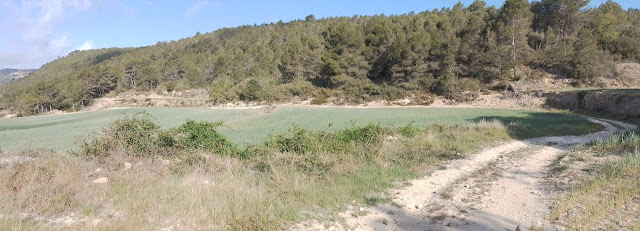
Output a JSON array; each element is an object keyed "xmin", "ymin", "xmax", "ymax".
[
  {"xmin": 310, "ymin": 97, "xmax": 328, "ymax": 105},
  {"xmin": 209, "ymin": 76, "xmax": 238, "ymax": 104},
  {"xmin": 311, "ymin": 88, "xmax": 333, "ymax": 105},
  {"xmin": 262, "ymin": 124, "xmax": 389, "ymax": 175},
  {"xmin": 268, "ymin": 125, "xmax": 325, "ymax": 154},
  {"xmin": 431, "ymin": 74, "xmax": 456, "ymax": 96},
  {"xmin": 336, "ymin": 124, "xmax": 385, "ymax": 145},
  {"xmin": 238, "ymin": 79, "xmax": 265, "ymax": 101},
  {"xmin": 284, "ymin": 79, "xmax": 315, "ymax": 98},
  {"xmin": 415, "ymin": 93, "xmax": 435, "ymax": 105},
  {"xmin": 266, "ymin": 124, "xmax": 387, "ymax": 158},
  {"xmin": 75, "ymin": 113, "xmax": 240, "ymax": 159},
  {"xmin": 379, "ymin": 84, "xmax": 408, "ymax": 101},
  {"xmin": 398, "ymin": 123, "xmax": 420, "ymax": 137},
  {"xmin": 169, "ymin": 120, "xmax": 238, "ymax": 156},
  {"xmin": 76, "ymin": 112, "xmax": 160, "ymax": 158}
]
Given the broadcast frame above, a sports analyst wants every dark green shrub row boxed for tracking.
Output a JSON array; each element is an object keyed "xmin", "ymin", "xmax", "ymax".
[
  {"xmin": 266, "ymin": 124, "xmax": 388, "ymax": 157},
  {"xmin": 75, "ymin": 113, "xmax": 240, "ymax": 159},
  {"xmin": 76, "ymin": 113, "xmax": 432, "ymax": 170}
]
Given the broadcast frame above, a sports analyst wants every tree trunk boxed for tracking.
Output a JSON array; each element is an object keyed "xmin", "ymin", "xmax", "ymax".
[{"xmin": 512, "ymin": 20, "xmax": 517, "ymax": 80}]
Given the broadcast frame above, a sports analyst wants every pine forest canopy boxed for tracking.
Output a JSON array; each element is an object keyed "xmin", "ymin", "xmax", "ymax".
[{"xmin": 1, "ymin": 0, "xmax": 639, "ymax": 115}]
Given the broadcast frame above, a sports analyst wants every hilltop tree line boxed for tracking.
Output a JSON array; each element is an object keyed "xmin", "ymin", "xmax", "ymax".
[{"xmin": 1, "ymin": 0, "xmax": 639, "ymax": 115}]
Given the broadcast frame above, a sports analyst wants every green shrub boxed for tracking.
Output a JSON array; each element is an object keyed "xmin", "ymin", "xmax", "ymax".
[
  {"xmin": 238, "ymin": 79, "xmax": 264, "ymax": 101},
  {"xmin": 76, "ymin": 112, "xmax": 160, "ymax": 158},
  {"xmin": 310, "ymin": 97, "xmax": 328, "ymax": 105},
  {"xmin": 431, "ymin": 74, "xmax": 456, "ymax": 96},
  {"xmin": 311, "ymin": 88, "xmax": 333, "ymax": 105},
  {"xmin": 398, "ymin": 123, "xmax": 421, "ymax": 137},
  {"xmin": 208, "ymin": 76, "xmax": 237, "ymax": 103},
  {"xmin": 576, "ymin": 91, "xmax": 587, "ymax": 107},
  {"xmin": 266, "ymin": 124, "xmax": 386, "ymax": 158},
  {"xmin": 75, "ymin": 113, "xmax": 240, "ymax": 159},
  {"xmin": 335, "ymin": 124, "xmax": 385, "ymax": 145},
  {"xmin": 269, "ymin": 125, "xmax": 325, "ymax": 154},
  {"xmin": 379, "ymin": 84, "xmax": 408, "ymax": 101},
  {"xmin": 169, "ymin": 120, "xmax": 238, "ymax": 156},
  {"xmin": 285, "ymin": 79, "xmax": 315, "ymax": 98}
]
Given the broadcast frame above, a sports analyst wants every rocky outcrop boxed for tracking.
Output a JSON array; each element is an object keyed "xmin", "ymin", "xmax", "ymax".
[
  {"xmin": 545, "ymin": 90, "xmax": 640, "ymax": 118},
  {"xmin": 0, "ymin": 68, "xmax": 36, "ymax": 84}
]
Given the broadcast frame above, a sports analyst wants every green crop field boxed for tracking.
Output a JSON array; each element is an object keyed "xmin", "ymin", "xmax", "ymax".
[{"xmin": 0, "ymin": 106, "xmax": 600, "ymax": 152}]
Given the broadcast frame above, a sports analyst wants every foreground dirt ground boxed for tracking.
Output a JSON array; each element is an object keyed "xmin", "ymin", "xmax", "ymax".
[{"xmin": 292, "ymin": 118, "xmax": 636, "ymax": 231}]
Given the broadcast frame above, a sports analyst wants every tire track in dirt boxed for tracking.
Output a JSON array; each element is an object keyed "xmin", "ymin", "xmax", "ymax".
[{"xmin": 292, "ymin": 118, "xmax": 636, "ymax": 231}]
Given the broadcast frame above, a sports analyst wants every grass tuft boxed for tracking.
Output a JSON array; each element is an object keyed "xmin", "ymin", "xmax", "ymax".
[{"xmin": 551, "ymin": 130, "xmax": 640, "ymax": 230}]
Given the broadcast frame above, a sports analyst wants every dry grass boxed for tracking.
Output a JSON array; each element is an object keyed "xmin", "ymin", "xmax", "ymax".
[
  {"xmin": 0, "ymin": 151, "xmax": 291, "ymax": 230},
  {"xmin": 550, "ymin": 131, "xmax": 640, "ymax": 230},
  {"xmin": 0, "ymin": 119, "xmax": 522, "ymax": 230},
  {"xmin": 0, "ymin": 150, "xmax": 93, "ymax": 216}
]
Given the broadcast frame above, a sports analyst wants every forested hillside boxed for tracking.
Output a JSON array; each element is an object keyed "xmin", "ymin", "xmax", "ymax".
[{"xmin": 1, "ymin": 0, "xmax": 639, "ymax": 115}]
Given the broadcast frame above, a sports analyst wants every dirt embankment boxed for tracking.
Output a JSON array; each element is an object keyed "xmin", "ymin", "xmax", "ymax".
[{"xmin": 545, "ymin": 91, "xmax": 640, "ymax": 118}]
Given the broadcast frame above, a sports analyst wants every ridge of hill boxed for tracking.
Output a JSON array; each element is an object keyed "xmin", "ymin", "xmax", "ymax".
[
  {"xmin": 1, "ymin": 0, "xmax": 639, "ymax": 116},
  {"xmin": 0, "ymin": 68, "xmax": 36, "ymax": 84}
]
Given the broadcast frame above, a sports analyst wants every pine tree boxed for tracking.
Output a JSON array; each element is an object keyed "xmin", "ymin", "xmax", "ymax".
[{"xmin": 499, "ymin": 0, "xmax": 534, "ymax": 79}]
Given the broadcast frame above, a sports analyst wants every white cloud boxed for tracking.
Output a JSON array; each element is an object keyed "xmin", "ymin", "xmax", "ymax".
[
  {"xmin": 77, "ymin": 40, "xmax": 94, "ymax": 50},
  {"xmin": 0, "ymin": 0, "xmax": 95, "ymax": 68},
  {"xmin": 37, "ymin": 0, "xmax": 91, "ymax": 26},
  {"xmin": 51, "ymin": 35, "xmax": 72, "ymax": 50},
  {"xmin": 186, "ymin": 0, "xmax": 209, "ymax": 16}
]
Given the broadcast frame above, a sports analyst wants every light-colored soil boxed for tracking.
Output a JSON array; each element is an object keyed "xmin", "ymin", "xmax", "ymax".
[
  {"xmin": 82, "ymin": 98, "xmax": 119, "ymax": 112},
  {"xmin": 429, "ymin": 93, "xmax": 547, "ymax": 110},
  {"xmin": 616, "ymin": 63, "xmax": 640, "ymax": 87},
  {"xmin": 292, "ymin": 118, "xmax": 636, "ymax": 231}
]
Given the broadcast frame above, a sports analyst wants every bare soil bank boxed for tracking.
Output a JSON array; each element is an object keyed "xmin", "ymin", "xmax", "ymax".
[{"xmin": 545, "ymin": 90, "xmax": 640, "ymax": 118}]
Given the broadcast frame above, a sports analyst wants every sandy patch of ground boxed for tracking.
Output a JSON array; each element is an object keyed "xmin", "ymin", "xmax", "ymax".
[
  {"xmin": 429, "ymin": 92, "xmax": 547, "ymax": 110},
  {"xmin": 82, "ymin": 98, "xmax": 119, "ymax": 112}
]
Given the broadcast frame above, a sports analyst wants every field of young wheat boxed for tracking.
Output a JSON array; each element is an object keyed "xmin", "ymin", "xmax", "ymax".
[{"xmin": 0, "ymin": 106, "xmax": 601, "ymax": 152}]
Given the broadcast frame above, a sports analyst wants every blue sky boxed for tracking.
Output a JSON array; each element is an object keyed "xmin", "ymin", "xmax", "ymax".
[{"xmin": 1, "ymin": 0, "xmax": 638, "ymax": 69}]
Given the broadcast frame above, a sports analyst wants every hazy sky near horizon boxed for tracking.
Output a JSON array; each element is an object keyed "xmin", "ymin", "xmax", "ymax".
[{"xmin": 1, "ymin": 0, "xmax": 638, "ymax": 69}]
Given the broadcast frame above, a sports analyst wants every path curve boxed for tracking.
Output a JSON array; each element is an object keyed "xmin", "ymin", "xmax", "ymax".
[{"xmin": 292, "ymin": 117, "xmax": 636, "ymax": 231}]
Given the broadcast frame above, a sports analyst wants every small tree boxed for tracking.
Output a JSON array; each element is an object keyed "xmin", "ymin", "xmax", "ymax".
[{"xmin": 305, "ymin": 14, "xmax": 315, "ymax": 22}]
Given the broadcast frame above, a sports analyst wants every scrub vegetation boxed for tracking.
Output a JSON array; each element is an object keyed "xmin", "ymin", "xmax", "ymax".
[{"xmin": 0, "ymin": 109, "xmax": 601, "ymax": 230}]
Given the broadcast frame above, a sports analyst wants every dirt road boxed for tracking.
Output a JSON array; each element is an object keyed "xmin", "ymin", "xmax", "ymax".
[{"xmin": 293, "ymin": 118, "xmax": 636, "ymax": 231}]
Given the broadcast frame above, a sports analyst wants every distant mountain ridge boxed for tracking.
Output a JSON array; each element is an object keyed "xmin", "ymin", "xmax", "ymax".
[{"xmin": 0, "ymin": 69, "xmax": 36, "ymax": 84}]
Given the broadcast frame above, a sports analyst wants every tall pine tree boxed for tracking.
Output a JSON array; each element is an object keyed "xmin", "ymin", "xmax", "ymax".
[{"xmin": 499, "ymin": 0, "xmax": 534, "ymax": 79}]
